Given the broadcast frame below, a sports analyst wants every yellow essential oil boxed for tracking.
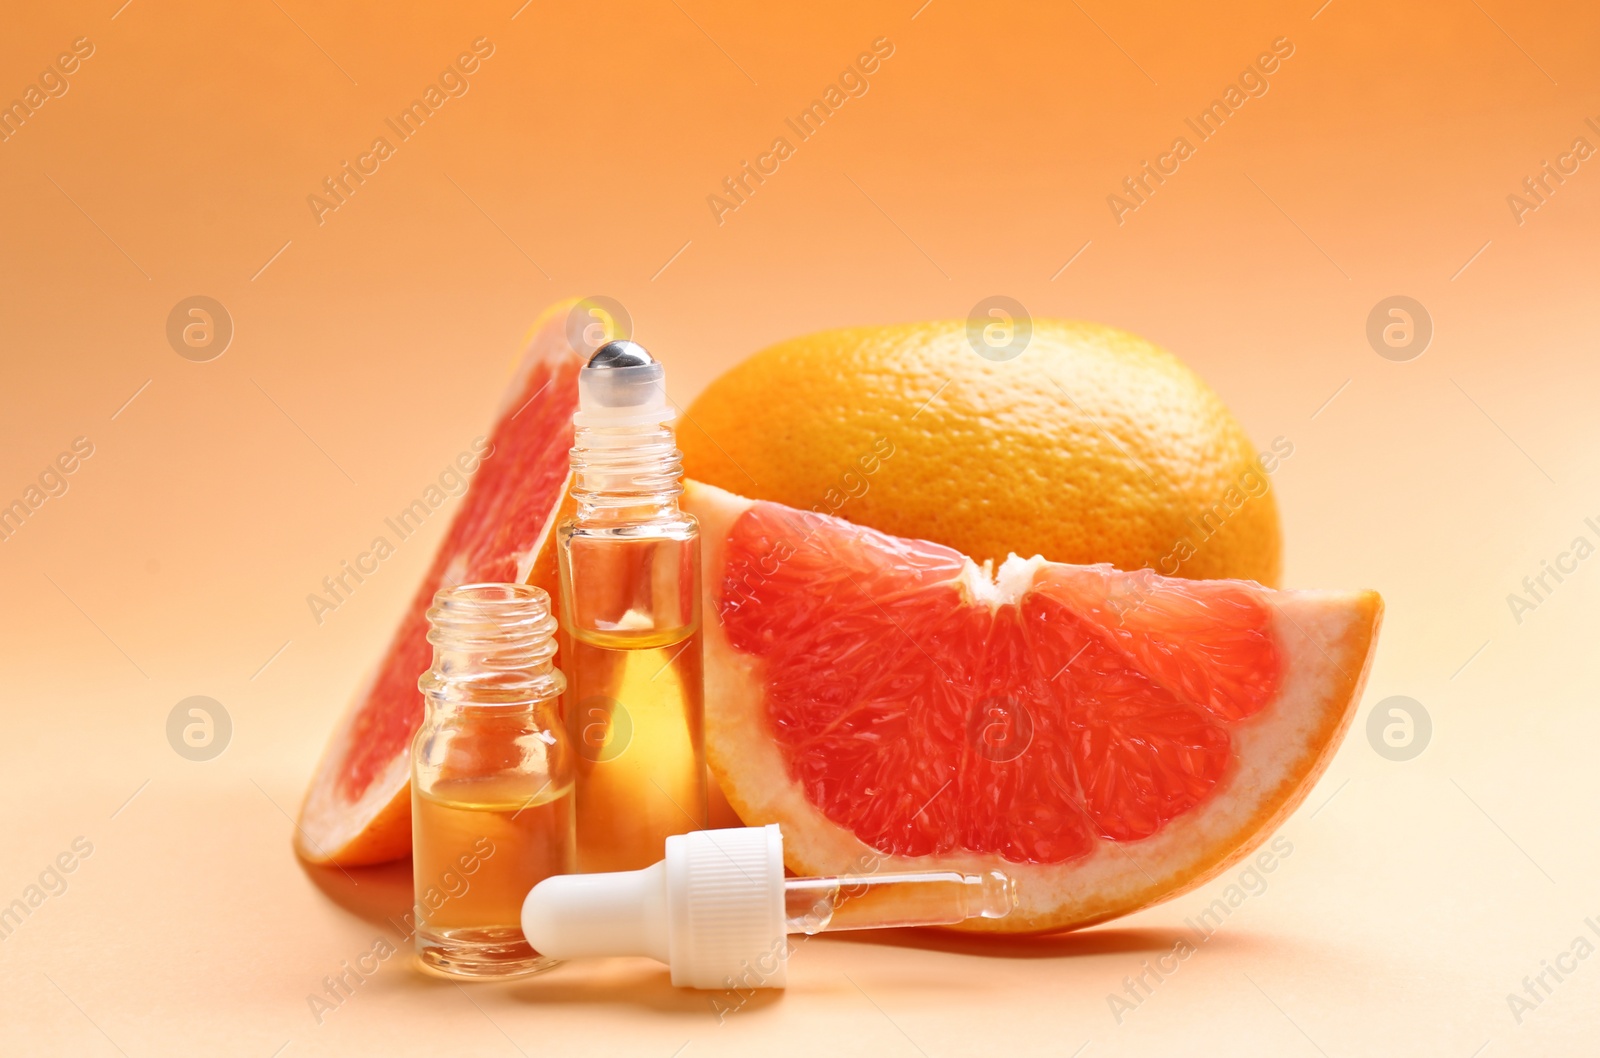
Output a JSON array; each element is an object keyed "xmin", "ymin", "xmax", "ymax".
[
  {"xmin": 556, "ymin": 341, "xmax": 708, "ymax": 872},
  {"xmin": 412, "ymin": 777, "xmax": 572, "ymax": 939},
  {"xmin": 411, "ymin": 583, "xmax": 574, "ymax": 978}
]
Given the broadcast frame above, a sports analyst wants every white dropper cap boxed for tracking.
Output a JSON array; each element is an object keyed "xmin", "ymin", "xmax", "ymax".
[{"xmin": 522, "ymin": 825, "xmax": 1016, "ymax": 990}]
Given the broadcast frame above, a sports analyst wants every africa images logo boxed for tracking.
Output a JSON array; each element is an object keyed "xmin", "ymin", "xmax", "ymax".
[{"xmin": 1107, "ymin": 37, "xmax": 1296, "ymax": 225}]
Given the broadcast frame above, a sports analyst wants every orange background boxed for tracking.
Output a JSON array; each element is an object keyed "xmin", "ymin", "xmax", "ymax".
[{"xmin": 3, "ymin": 1, "xmax": 1598, "ymax": 1055}]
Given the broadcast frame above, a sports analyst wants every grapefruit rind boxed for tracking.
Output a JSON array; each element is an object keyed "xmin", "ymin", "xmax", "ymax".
[
  {"xmin": 294, "ymin": 301, "xmax": 583, "ymax": 867},
  {"xmin": 688, "ymin": 481, "xmax": 1381, "ymax": 934},
  {"xmin": 680, "ymin": 319, "xmax": 1285, "ymax": 586},
  {"xmin": 294, "ymin": 666, "xmax": 413, "ymax": 867}
]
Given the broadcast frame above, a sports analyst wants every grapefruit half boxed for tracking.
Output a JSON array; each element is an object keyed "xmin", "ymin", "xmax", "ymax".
[
  {"xmin": 686, "ymin": 482, "xmax": 1382, "ymax": 933},
  {"xmin": 295, "ymin": 301, "xmax": 587, "ymax": 866}
]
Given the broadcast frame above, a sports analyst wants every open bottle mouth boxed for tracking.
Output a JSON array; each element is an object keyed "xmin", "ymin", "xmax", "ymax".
[
  {"xmin": 425, "ymin": 582, "xmax": 557, "ymax": 648},
  {"xmin": 420, "ymin": 582, "xmax": 562, "ymax": 703}
]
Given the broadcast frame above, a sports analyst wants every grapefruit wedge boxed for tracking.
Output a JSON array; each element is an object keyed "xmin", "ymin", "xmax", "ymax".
[
  {"xmin": 686, "ymin": 482, "xmax": 1382, "ymax": 933},
  {"xmin": 295, "ymin": 301, "xmax": 589, "ymax": 866}
]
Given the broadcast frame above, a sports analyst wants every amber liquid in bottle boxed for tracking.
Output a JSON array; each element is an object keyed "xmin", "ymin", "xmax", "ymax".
[
  {"xmin": 560, "ymin": 531, "xmax": 706, "ymax": 872},
  {"xmin": 412, "ymin": 777, "xmax": 572, "ymax": 939},
  {"xmin": 555, "ymin": 340, "xmax": 708, "ymax": 873},
  {"xmin": 410, "ymin": 583, "xmax": 574, "ymax": 978}
]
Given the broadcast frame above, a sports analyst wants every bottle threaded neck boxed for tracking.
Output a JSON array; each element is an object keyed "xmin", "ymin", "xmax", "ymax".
[
  {"xmin": 419, "ymin": 583, "xmax": 563, "ymax": 705},
  {"xmin": 570, "ymin": 420, "xmax": 684, "ymax": 520}
]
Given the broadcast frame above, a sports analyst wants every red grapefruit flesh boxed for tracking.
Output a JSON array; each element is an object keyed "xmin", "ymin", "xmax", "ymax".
[
  {"xmin": 295, "ymin": 301, "xmax": 586, "ymax": 866},
  {"xmin": 686, "ymin": 482, "xmax": 1382, "ymax": 933}
]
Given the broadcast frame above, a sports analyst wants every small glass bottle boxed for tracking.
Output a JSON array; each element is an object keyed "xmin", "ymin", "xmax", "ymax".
[
  {"xmin": 557, "ymin": 340, "xmax": 707, "ymax": 873},
  {"xmin": 411, "ymin": 582, "xmax": 575, "ymax": 978}
]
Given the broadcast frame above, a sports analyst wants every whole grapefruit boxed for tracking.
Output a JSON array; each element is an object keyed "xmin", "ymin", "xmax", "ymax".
[{"xmin": 680, "ymin": 320, "xmax": 1283, "ymax": 586}]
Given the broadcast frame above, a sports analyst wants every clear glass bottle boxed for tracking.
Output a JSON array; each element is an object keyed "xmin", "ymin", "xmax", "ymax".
[
  {"xmin": 556, "ymin": 340, "xmax": 707, "ymax": 873},
  {"xmin": 411, "ymin": 582, "xmax": 575, "ymax": 978}
]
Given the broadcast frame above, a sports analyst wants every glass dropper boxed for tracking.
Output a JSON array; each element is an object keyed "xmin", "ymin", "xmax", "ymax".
[
  {"xmin": 523, "ymin": 825, "xmax": 1018, "ymax": 989},
  {"xmin": 783, "ymin": 868, "xmax": 1015, "ymax": 934}
]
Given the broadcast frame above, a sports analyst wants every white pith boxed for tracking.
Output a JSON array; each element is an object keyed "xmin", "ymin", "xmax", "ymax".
[
  {"xmin": 512, "ymin": 469, "xmax": 573, "ymax": 586},
  {"xmin": 958, "ymin": 553, "xmax": 1049, "ymax": 609}
]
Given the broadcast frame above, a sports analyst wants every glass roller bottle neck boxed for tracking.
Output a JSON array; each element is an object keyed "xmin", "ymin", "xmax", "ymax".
[{"xmin": 569, "ymin": 340, "xmax": 684, "ymax": 525}]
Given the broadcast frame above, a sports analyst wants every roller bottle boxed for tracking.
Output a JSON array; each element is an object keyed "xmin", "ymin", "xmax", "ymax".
[{"xmin": 556, "ymin": 340, "xmax": 707, "ymax": 872}]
